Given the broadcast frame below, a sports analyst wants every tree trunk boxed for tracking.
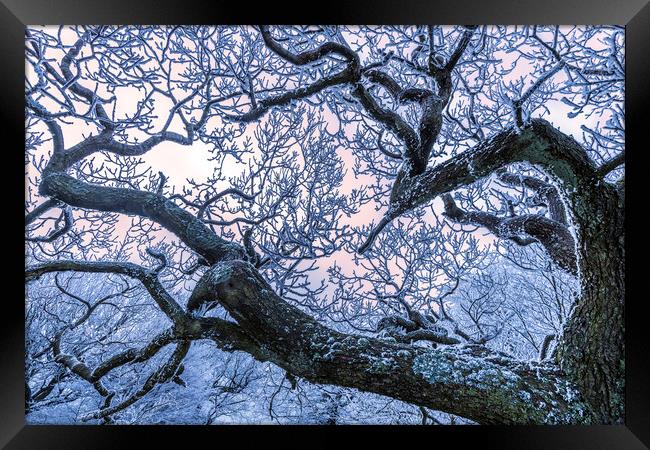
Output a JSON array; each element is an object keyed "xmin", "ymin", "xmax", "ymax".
[{"xmin": 556, "ymin": 178, "xmax": 625, "ymax": 424}]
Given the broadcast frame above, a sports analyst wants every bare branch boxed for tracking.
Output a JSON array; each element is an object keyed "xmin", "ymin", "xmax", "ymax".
[
  {"xmin": 441, "ymin": 193, "xmax": 577, "ymax": 273},
  {"xmin": 180, "ymin": 260, "xmax": 590, "ymax": 424},
  {"xmin": 223, "ymin": 26, "xmax": 362, "ymax": 122},
  {"xmin": 26, "ymin": 259, "xmax": 186, "ymax": 322},
  {"xmin": 596, "ymin": 151, "xmax": 625, "ymax": 178},
  {"xmin": 26, "ymin": 207, "xmax": 73, "ymax": 243},
  {"xmin": 80, "ymin": 341, "xmax": 190, "ymax": 421},
  {"xmin": 496, "ymin": 170, "xmax": 567, "ymax": 225},
  {"xmin": 39, "ymin": 173, "xmax": 247, "ymax": 264},
  {"xmin": 25, "ymin": 199, "xmax": 63, "ymax": 225}
]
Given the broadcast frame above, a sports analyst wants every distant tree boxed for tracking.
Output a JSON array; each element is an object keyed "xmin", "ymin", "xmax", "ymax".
[{"xmin": 25, "ymin": 25, "xmax": 624, "ymax": 424}]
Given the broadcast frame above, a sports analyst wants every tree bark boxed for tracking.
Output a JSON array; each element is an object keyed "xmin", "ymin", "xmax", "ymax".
[{"xmin": 555, "ymin": 177, "xmax": 625, "ymax": 424}]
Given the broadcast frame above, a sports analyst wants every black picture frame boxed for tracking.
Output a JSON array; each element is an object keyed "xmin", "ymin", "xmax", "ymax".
[{"xmin": 3, "ymin": 1, "xmax": 648, "ymax": 448}]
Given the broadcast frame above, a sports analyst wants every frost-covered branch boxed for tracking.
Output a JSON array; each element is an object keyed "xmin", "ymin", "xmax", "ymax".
[
  {"xmin": 441, "ymin": 193, "xmax": 576, "ymax": 273},
  {"xmin": 359, "ymin": 119, "xmax": 596, "ymax": 254}
]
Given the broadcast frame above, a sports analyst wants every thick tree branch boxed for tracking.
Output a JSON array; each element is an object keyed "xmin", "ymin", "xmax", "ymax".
[
  {"xmin": 26, "ymin": 30, "xmax": 113, "ymax": 128},
  {"xmin": 376, "ymin": 133, "xmax": 403, "ymax": 159},
  {"xmin": 43, "ymin": 131, "xmax": 193, "ymax": 176},
  {"xmin": 91, "ymin": 329, "xmax": 177, "ymax": 381},
  {"xmin": 359, "ymin": 119, "xmax": 596, "ymax": 253},
  {"xmin": 183, "ymin": 260, "xmax": 592, "ymax": 424},
  {"xmin": 357, "ymin": 212, "xmax": 400, "ymax": 254},
  {"xmin": 52, "ymin": 344, "xmax": 111, "ymax": 398},
  {"xmin": 25, "ymin": 198, "xmax": 61, "ymax": 225},
  {"xmin": 223, "ymin": 26, "xmax": 362, "ymax": 123},
  {"xmin": 260, "ymin": 26, "xmax": 359, "ymax": 67},
  {"xmin": 25, "ymin": 99, "xmax": 66, "ymax": 153},
  {"xmin": 224, "ymin": 69, "xmax": 360, "ymax": 123},
  {"xmin": 351, "ymin": 83, "xmax": 420, "ymax": 163},
  {"xmin": 80, "ymin": 341, "xmax": 191, "ymax": 421},
  {"xmin": 596, "ymin": 151, "xmax": 625, "ymax": 178},
  {"xmin": 376, "ymin": 311, "xmax": 462, "ymax": 345},
  {"xmin": 444, "ymin": 26, "xmax": 479, "ymax": 73},
  {"xmin": 441, "ymin": 194, "xmax": 577, "ymax": 273},
  {"xmin": 431, "ymin": 26, "xmax": 478, "ymax": 101},
  {"xmin": 26, "ymin": 260, "xmax": 269, "ymax": 420},
  {"xmin": 39, "ymin": 173, "xmax": 247, "ymax": 264},
  {"xmin": 363, "ymin": 69, "xmax": 405, "ymax": 98},
  {"xmin": 361, "ymin": 70, "xmax": 443, "ymax": 175},
  {"xmin": 539, "ymin": 334, "xmax": 556, "ymax": 361},
  {"xmin": 496, "ymin": 170, "xmax": 568, "ymax": 225},
  {"xmin": 26, "ymin": 207, "xmax": 73, "ymax": 243}
]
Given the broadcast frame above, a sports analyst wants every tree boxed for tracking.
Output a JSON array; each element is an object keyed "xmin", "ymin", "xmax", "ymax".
[{"xmin": 25, "ymin": 25, "xmax": 624, "ymax": 424}]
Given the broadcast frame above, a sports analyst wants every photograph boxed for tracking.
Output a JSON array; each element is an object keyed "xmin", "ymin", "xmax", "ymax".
[{"xmin": 23, "ymin": 24, "xmax": 626, "ymax": 426}]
